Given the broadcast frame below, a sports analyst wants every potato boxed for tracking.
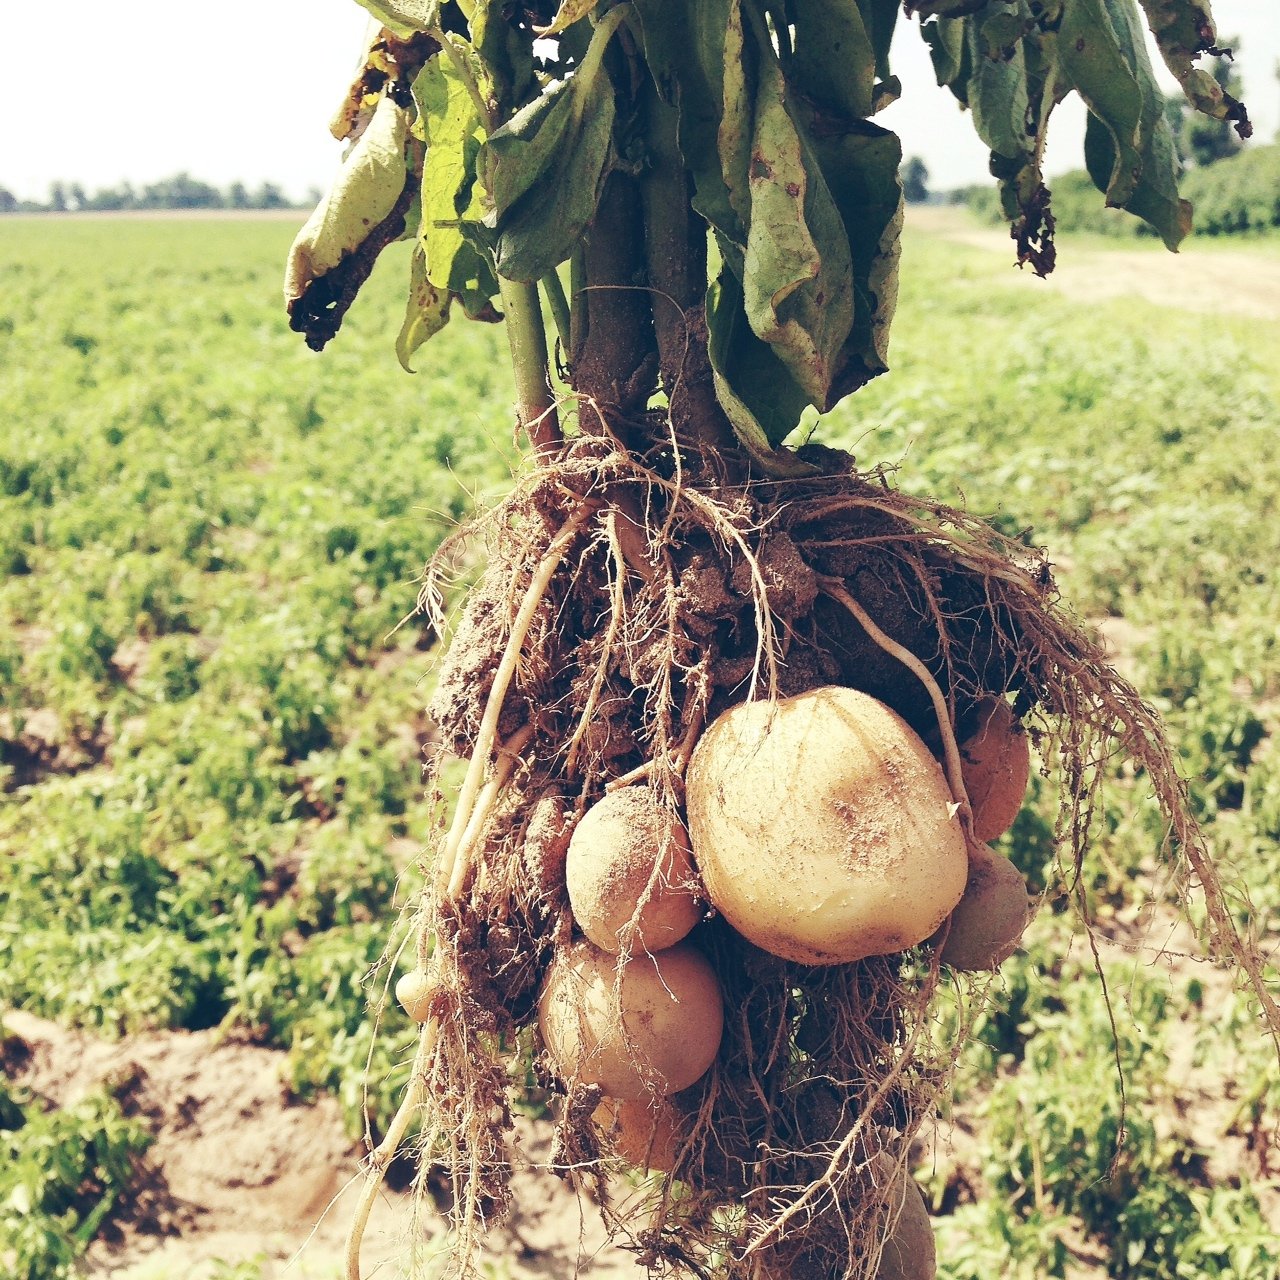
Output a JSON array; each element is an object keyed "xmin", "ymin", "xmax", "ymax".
[
  {"xmin": 938, "ymin": 843, "xmax": 1032, "ymax": 971},
  {"xmin": 594, "ymin": 1096, "xmax": 684, "ymax": 1172},
  {"xmin": 538, "ymin": 939, "xmax": 723, "ymax": 1098},
  {"xmin": 753, "ymin": 1152, "xmax": 935, "ymax": 1280},
  {"xmin": 395, "ymin": 968, "xmax": 434, "ymax": 1022},
  {"xmin": 685, "ymin": 687, "xmax": 967, "ymax": 964},
  {"xmin": 565, "ymin": 786, "xmax": 702, "ymax": 953},
  {"xmin": 872, "ymin": 1155, "xmax": 937, "ymax": 1280},
  {"xmin": 960, "ymin": 697, "xmax": 1031, "ymax": 843}
]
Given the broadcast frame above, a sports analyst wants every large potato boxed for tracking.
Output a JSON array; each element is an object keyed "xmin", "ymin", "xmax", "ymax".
[
  {"xmin": 566, "ymin": 786, "xmax": 702, "ymax": 953},
  {"xmin": 538, "ymin": 939, "xmax": 723, "ymax": 1099},
  {"xmin": 686, "ymin": 687, "xmax": 967, "ymax": 964}
]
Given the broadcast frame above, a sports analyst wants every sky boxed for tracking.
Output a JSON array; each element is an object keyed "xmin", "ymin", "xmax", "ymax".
[{"xmin": 2, "ymin": 1, "xmax": 1277, "ymax": 202}]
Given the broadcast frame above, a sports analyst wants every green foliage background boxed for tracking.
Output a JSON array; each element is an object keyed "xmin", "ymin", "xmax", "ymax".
[{"xmin": 2, "ymin": 214, "xmax": 1279, "ymax": 1275}]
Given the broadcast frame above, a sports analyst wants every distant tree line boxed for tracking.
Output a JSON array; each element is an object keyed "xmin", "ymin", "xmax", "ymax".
[{"xmin": 0, "ymin": 173, "xmax": 318, "ymax": 214}]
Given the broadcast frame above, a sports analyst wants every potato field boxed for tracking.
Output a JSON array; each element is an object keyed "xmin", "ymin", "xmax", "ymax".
[{"xmin": 2, "ymin": 212, "xmax": 1279, "ymax": 1279}]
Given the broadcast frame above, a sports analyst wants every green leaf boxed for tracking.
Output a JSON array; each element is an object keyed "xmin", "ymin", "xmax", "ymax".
[
  {"xmin": 397, "ymin": 245, "xmax": 454, "ymax": 370},
  {"xmin": 740, "ymin": 9, "xmax": 855, "ymax": 410},
  {"xmin": 480, "ymin": 5, "xmax": 628, "ymax": 281},
  {"xmin": 412, "ymin": 50, "xmax": 496, "ymax": 314},
  {"xmin": 792, "ymin": 0, "xmax": 877, "ymax": 120},
  {"xmin": 284, "ymin": 94, "xmax": 413, "ymax": 308},
  {"xmin": 966, "ymin": 6, "xmax": 1030, "ymax": 160},
  {"xmin": 1058, "ymin": 0, "xmax": 1155, "ymax": 207},
  {"xmin": 706, "ymin": 267, "xmax": 816, "ymax": 475}
]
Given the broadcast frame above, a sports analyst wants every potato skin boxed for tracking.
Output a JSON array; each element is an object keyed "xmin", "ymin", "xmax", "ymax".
[
  {"xmin": 873, "ymin": 1155, "xmax": 937, "ymax": 1280},
  {"xmin": 594, "ymin": 1096, "xmax": 684, "ymax": 1172},
  {"xmin": 538, "ymin": 940, "xmax": 723, "ymax": 1099},
  {"xmin": 960, "ymin": 698, "xmax": 1031, "ymax": 843},
  {"xmin": 938, "ymin": 843, "xmax": 1032, "ymax": 971},
  {"xmin": 395, "ymin": 969, "xmax": 435, "ymax": 1022},
  {"xmin": 685, "ymin": 687, "xmax": 967, "ymax": 964},
  {"xmin": 565, "ymin": 786, "xmax": 702, "ymax": 953}
]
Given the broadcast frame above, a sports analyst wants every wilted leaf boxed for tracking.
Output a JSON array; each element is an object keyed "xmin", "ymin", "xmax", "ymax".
[
  {"xmin": 858, "ymin": 0, "xmax": 902, "ymax": 93},
  {"xmin": 1058, "ymin": 0, "xmax": 1160, "ymax": 208},
  {"xmin": 538, "ymin": 0, "xmax": 601, "ymax": 37},
  {"xmin": 412, "ymin": 50, "xmax": 498, "ymax": 316},
  {"xmin": 1136, "ymin": 0, "xmax": 1251, "ymax": 137},
  {"xmin": 472, "ymin": 0, "xmax": 536, "ymax": 121},
  {"xmin": 923, "ymin": 14, "xmax": 970, "ymax": 91},
  {"xmin": 285, "ymin": 94, "xmax": 417, "ymax": 349},
  {"xmin": 330, "ymin": 25, "xmax": 440, "ymax": 141},
  {"xmin": 635, "ymin": 0, "xmax": 766, "ymax": 244},
  {"xmin": 397, "ymin": 245, "xmax": 454, "ymax": 370},
  {"xmin": 1084, "ymin": 109, "xmax": 1190, "ymax": 248},
  {"xmin": 966, "ymin": 7, "xmax": 1030, "ymax": 161},
  {"xmin": 906, "ymin": 0, "xmax": 988, "ymax": 16},
  {"xmin": 351, "ymin": 0, "xmax": 439, "ymax": 38},
  {"xmin": 741, "ymin": 27, "xmax": 854, "ymax": 409},
  {"xmin": 805, "ymin": 120, "xmax": 903, "ymax": 395}
]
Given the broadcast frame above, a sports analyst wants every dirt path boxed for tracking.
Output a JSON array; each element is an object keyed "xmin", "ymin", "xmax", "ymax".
[
  {"xmin": 909, "ymin": 206, "xmax": 1280, "ymax": 321},
  {"xmin": 5, "ymin": 1011, "xmax": 637, "ymax": 1280}
]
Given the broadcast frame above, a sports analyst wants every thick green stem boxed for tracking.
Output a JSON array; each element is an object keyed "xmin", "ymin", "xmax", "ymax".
[{"xmin": 498, "ymin": 275, "xmax": 561, "ymax": 459}]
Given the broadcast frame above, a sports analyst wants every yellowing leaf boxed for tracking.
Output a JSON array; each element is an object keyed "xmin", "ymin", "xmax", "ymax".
[
  {"xmin": 285, "ymin": 95, "xmax": 412, "ymax": 308},
  {"xmin": 397, "ymin": 245, "xmax": 454, "ymax": 370},
  {"xmin": 538, "ymin": 0, "xmax": 601, "ymax": 37}
]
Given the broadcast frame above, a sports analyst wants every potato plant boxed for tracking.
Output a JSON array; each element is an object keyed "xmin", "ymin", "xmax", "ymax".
[{"xmin": 285, "ymin": 3, "xmax": 1272, "ymax": 1278}]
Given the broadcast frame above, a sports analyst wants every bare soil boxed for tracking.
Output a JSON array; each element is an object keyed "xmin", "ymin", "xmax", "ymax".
[
  {"xmin": 3, "ymin": 1010, "xmax": 635, "ymax": 1279},
  {"xmin": 909, "ymin": 206, "xmax": 1280, "ymax": 322}
]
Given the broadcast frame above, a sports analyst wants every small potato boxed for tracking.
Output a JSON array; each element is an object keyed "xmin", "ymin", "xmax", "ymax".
[
  {"xmin": 395, "ymin": 968, "xmax": 435, "ymax": 1022},
  {"xmin": 566, "ymin": 786, "xmax": 702, "ymax": 953},
  {"xmin": 939, "ymin": 843, "xmax": 1033, "ymax": 971},
  {"xmin": 538, "ymin": 939, "xmax": 723, "ymax": 1099},
  {"xmin": 594, "ymin": 1096, "xmax": 685, "ymax": 1172},
  {"xmin": 960, "ymin": 698, "xmax": 1031, "ymax": 843}
]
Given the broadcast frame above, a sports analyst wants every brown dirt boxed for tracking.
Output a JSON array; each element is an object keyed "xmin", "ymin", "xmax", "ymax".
[
  {"xmin": 909, "ymin": 206, "xmax": 1280, "ymax": 322},
  {"xmin": 2, "ymin": 1010, "xmax": 639, "ymax": 1279}
]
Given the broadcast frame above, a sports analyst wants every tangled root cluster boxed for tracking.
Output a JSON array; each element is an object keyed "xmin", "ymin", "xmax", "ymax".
[{"xmin": 363, "ymin": 431, "xmax": 1276, "ymax": 1280}]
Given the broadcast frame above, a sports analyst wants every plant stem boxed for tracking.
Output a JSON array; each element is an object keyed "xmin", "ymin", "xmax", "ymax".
[
  {"xmin": 497, "ymin": 275, "xmax": 561, "ymax": 459},
  {"xmin": 541, "ymin": 268, "xmax": 572, "ymax": 356},
  {"xmin": 638, "ymin": 68, "xmax": 740, "ymax": 464}
]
